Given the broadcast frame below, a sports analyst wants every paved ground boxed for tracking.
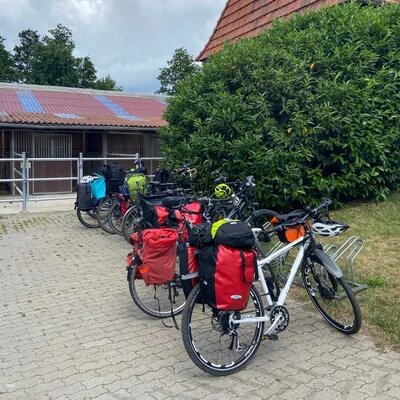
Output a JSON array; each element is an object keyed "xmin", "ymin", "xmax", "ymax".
[
  {"xmin": 0, "ymin": 210, "xmax": 399, "ymax": 400},
  {"xmin": 0, "ymin": 195, "xmax": 73, "ymax": 214}
]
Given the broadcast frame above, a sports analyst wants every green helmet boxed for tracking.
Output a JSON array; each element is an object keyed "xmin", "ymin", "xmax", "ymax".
[{"xmin": 214, "ymin": 183, "xmax": 232, "ymax": 199}]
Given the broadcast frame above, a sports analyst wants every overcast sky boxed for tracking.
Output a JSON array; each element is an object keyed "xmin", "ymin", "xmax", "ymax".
[{"xmin": 0, "ymin": 0, "xmax": 225, "ymax": 93}]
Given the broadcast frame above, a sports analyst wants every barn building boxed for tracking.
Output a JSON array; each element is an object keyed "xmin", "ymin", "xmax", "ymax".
[{"xmin": 0, "ymin": 83, "xmax": 167, "ymax": 194}]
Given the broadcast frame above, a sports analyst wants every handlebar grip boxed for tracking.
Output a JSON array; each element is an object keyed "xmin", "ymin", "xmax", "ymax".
[{"xmin": 314, "ymin": 198, "xmax": 332, "ymax": 212}]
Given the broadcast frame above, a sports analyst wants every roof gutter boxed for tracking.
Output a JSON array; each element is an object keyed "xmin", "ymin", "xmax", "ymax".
[{"xmin": 0, "ymin": 122, "xmax": 162, "ymax": 131}]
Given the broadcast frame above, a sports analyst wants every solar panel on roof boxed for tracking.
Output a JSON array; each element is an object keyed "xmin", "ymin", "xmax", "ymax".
[
  {"xmin": 94, "ymin": 95, "xmax": 141, "ymax": 120},
  {"xmin": 16, "ymin": 90, "xmax": 44, "ymax": 113}
]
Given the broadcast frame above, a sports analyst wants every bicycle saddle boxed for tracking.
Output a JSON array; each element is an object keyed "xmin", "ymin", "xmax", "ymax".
[
  {"xmin": 273, "ymin": 209, "xmax": 306, "ymax": 223},
  {"xmin": 162, "ymin": 196, "xmax": 190, "ymax": 208}
]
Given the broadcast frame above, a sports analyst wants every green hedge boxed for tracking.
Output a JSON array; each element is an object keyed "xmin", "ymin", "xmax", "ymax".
[{"xmin": 160, "ymin": 2, "xmax": 400, "ymax": 209}]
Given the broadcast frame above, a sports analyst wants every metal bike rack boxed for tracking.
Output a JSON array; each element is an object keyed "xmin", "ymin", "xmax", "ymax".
[
  {"xmin": 325, "ymin": 236, "xmax": 368, "ymax": 294},
  {"xmin": 262, "ymin": 236, "xmax": 367, "ymax": 297}
]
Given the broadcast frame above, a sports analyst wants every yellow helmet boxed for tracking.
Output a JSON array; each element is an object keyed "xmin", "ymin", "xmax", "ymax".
[{"xmin": 214, "ymin": 183, "xmax": 232, "ymax": 199}]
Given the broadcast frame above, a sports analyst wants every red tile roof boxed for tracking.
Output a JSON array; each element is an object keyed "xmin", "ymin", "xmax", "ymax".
[
  {"xmin": 0, "ymin": 83, "xmax": 167, "ymax": 129},
  {"xmin": 197, "ymin": 0, "xmax": 343, "ymax": 61}
]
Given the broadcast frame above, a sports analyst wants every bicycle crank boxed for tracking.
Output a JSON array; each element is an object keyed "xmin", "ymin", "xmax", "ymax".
[{"xmin": 270, "ymin": 305, "xmax": 290, "ymax": 332}]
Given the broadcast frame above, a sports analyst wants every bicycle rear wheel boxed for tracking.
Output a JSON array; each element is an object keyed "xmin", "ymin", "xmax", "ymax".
[
  {"xmin": 76, "ymin": 208, "xmax": 100, "ymax": 228},
  {"xmin": 302, "ymin": 256, "xmax": 362, "ymax": 334},
  {"xmin": 128, "ymin": 260, "xmax": 186, "ymax": 318},
  {"xmin": 181, "ymin": 284, "xmax": 264, "ymax": 376}
]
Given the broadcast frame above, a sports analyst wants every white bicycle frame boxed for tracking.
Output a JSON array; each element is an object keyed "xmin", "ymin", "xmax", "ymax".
[{"xmin": 229, "ymin": 231, "xmax": 310, "ymax": 336}]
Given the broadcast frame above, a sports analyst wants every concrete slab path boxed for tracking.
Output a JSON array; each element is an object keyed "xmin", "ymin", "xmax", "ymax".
[{"xmin": 0, "ymin": 211, "xmax": 399, "ymax": 399}]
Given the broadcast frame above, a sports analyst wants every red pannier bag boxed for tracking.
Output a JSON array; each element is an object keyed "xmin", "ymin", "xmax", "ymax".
[
  {"xmin": 198, "ymin": 245, "xmax": 258, "ymax": 311},
  {"xmin": 170, "ymin": 201, "xmax": 203, "ymax": 232},
  {"xmin": 127, "ymin": 232, "xmax": 144, "ymax": 279},
  {"xmin": 138, "ymin": 229, "xmax": 179, "ymax": 285}
]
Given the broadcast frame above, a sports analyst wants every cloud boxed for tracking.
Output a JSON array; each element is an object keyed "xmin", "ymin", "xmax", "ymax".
[{"xmin": 0, "ymin": 0, "xmax": 225, "ymax": 92}]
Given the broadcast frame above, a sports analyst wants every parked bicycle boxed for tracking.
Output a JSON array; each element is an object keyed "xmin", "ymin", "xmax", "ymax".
[
  {"xmin": 180, "ymin": 199, "xmax": 361, "ymax": 375},
  {"xmin": 75, "ymin": 175, "xmax": 106, "ymax": 229},
  {"xmin": 126, "ymin": 195, "xmax": 205, "ymax": 319}
]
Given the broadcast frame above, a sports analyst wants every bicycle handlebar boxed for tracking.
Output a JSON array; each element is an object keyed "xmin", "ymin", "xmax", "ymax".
[{"xmin": 262, "ymin": 199, "xmax": 332, "ymax": 237}]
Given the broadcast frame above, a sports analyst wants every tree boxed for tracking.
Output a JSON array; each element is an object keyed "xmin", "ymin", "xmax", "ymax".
[
  {"xmin": 95, "ymin": 74, "xmax": 122, "ymax": 91},
  {"xmin": 156, "ymin": 48, "xmax": 199, "ymax": 95},
  {"xmin": 11, "ymin": 24, "xmax": 121, "ymax": 90},
  {"xmin": 0, "ymin": 36, "xmax": 15, "ymax": 82},
  {"xmin": 13, "ymin": 29, "xmax": 40, "ymax": 83},
  {"xmin": 76, "ymin": 56, "xmax": 97, "ymax": 88},
  {"xmin": 30, "ymin": 24, "xmax": 79, "ymax": 86},
  {"xmin": 160, "ymin": 3, "xmax": 400, "ymax": 209}
]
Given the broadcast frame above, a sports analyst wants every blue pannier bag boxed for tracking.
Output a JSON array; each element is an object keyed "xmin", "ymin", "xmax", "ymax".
[{"xmin": 90, "ymin": 175, "xmax": 106, "ymax": 200}]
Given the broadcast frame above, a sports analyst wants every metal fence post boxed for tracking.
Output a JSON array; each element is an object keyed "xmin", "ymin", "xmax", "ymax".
[
  {"xmin": 22, "ymin": 152, "xmax": 27, "ymax": 212},
  {"xmin": 78, "ymin": 152, "xmax": 83, "ymax": 183}
]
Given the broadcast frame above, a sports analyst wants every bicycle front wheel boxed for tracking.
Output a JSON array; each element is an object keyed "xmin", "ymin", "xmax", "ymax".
[
  {"xmin": 108, "ymin": 200, "xmax": 124, "ymax": 235},
  {"xmin": 302, "ymin": 257, "xmax": 361, "ymax": 334},
  {"xmin": 97, "ymin": 197, "xmax": 115, "ymax": 234},
  {"xmin": 181, "ymin": 284, "xmax": 264, "ymax": 376},
  {"xmin": 122, "ymin": 206, "xmax": 140, "ymax": 244},
  {"xmin": 128, "ymin": 261, "xmax": 186, "ymax": 318}
]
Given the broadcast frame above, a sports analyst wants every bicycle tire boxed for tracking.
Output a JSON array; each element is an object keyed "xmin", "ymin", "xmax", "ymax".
[
  {"xmin": 181, "ymin": 284, "xmax": 264, "ymax": 376},
  {"xmin": 122, "ymin": 206, "xmax": 140, "ymax": 244},
  {"xmin": 108, "ymin": 199, "xmax": 124, "ymax": 235},
  {"xmin": 128, "ymin": 260, "xmax": 186, "ymax": 318},
  {"xmin": 97, "ymin": 197, "xmax": 115, "ymax": 234},
  {"xmin": 76, "ymin": 208, "xmax": 100, "ymax": 228},
  {"xmin": 302, "ymin": 256, "xmax": 362, "ymax": 334}
]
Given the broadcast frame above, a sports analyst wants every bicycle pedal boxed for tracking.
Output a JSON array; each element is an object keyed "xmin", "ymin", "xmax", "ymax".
[{"xmin": 263, "ymin": 333, "xmax": 279, "ymax": 341}]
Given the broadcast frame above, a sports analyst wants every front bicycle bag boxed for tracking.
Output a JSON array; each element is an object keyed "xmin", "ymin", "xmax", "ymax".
[
  {"xmin": 270, "ymin": 216, "xmax": 306, "ymax": 243},
  {"xmin": 198, "ymin": 245, "xmax": 258, "ymax": 311}
]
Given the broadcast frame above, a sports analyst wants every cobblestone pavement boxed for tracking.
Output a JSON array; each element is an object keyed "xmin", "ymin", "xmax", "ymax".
[{"xmin": 0, "ymin": 211, "xmax": 399, "ymax": 400}]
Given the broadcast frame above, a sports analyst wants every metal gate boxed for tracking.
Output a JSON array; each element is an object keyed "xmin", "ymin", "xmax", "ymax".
[{"xmin": 32, "ymin": 134, "xmax": 72, "ymax": 194}]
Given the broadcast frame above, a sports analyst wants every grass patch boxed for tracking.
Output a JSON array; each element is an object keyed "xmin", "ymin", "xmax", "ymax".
[
  {"xmin": 364, "ymin": 276, "xmax": 388, "ymax": 288},
  {"xmin": 270, "ymin": 192, "xmax": 400, "ymax": 349},
  {"xmin": 319, "ymin": 192, "xmax": 400, "ymax": 349}
]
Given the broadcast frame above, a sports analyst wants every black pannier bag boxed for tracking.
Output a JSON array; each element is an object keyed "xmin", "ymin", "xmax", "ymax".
[
  {"xmin": 178, "ymin": 242, "xmax": 199, "ymax": 298},
  {"xmin": 101, "ymin": 162, "xmax": 125, "ymax": 194},
  {"xmin": 213, "ymin": 220, "xmax": 255, "ymax": 249},
  {"xmin": 138, "ymin": 194, "xmax": 173, "ymax": 229},
  {"xmin": 187, "ymin": 222, "xmax": 213, "ymax": 248},
  {"xmin": 76, "ymin": 183, "xmax": 93, "ymax": 211},
  {"xmin": 198, "ymin": 245, "xmax": 258, "ymax": 311}
]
